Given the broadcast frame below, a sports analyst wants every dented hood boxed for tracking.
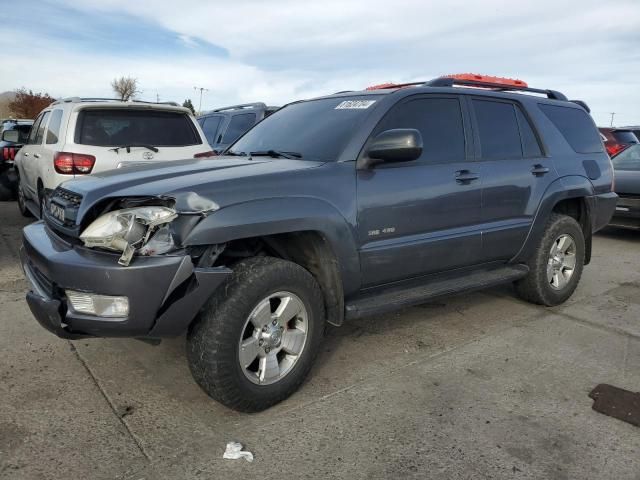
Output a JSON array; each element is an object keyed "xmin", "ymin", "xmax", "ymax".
[{"xmin": 60, "ymin": 157, "xmax": 325, "ymax": 217}]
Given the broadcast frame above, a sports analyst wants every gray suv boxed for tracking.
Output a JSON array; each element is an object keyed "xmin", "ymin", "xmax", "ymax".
[
  {"xmin": 197, "ymin": 102, "xmax": 279, "ymax": 153},
  {"xmin": 22, "ymin": 74, "xmax": 617, "ymax": 412}
]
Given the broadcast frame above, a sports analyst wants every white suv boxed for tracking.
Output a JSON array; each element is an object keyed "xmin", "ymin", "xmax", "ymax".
[{"xmin": 15, "ymin": 98, "xmax": 214, "ymax": 217}]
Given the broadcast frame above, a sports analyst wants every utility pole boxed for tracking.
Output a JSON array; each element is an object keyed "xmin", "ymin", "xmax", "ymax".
[
  {"xmin": 156, "ymin": 93, "xmax": 160, "ymax": 103},
  {"xmin": 609, "ymin": 112, "xmax": 616, "ymax": 127},
  {"xmin": 194, "ymin": 86, "xmax": 209, "ymax": 113}
]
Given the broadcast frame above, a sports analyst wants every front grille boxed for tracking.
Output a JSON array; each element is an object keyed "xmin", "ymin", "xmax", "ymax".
[{"xmin": 53, "ymin": 187, "xmax": 83, "ymax": 207}]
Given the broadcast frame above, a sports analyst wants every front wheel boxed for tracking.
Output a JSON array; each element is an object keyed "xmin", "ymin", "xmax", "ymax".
[
  {"xmin": 187, "ymin": 256, "xmax": 325, "ymax": 412},
  {"xmin": 515, "ymin": 213, "xmax": 585, "ymax": 306}
]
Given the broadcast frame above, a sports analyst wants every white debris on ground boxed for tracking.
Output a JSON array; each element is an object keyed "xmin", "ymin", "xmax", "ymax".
[{"xmin": 223, "ymin": 442, "xmax": 254, "ymax": 462}]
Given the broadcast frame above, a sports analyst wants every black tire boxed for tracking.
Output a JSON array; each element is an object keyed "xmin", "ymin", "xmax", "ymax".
[
  {"xmin": 515, "ymin": 213, "xmax": 585, "ymax": 306},
  {"xmin": 187, "ymin": 256, "xmax": 325, "ymax": 412},
  {"xmin": 38, "ymin": 185, "xmax": 46, "ymax": 219},
  {"xmin": 16, "ymin": 180, "xmax": 33, "ymax": 217},
  {"xmin": 0, "ymin": 171, "xmax": 14, "ymax": 201}
]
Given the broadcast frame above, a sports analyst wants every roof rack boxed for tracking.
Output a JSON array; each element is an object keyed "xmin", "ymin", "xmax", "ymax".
[
  {"xmin": 51, "ymin": 97, "xmax": 180, "ymax": 107},
  {"xmin": 364, "ymin": 74, "xmax": 569, "ymax": 101},
  {"xmin": 211, "ymin": 102, "xmax": 267, "ymax": 113}
]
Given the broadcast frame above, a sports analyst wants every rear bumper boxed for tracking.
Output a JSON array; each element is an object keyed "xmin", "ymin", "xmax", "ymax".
[
  {"xmin": 21, "ymin": 222, "xmax": 231, "ymax": 339},
  {"xmin": 587, "ymin": 192, "xmax": 618, "ymax": 233},
  {"xmin": 609, "ymin": 195, "xmax": 640, "ymax": 229}
]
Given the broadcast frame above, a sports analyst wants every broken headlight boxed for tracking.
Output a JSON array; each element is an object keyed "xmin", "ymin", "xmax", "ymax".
[{"xmin": 80, "ymin": 206, "xmax": 178, "ymax": 266}]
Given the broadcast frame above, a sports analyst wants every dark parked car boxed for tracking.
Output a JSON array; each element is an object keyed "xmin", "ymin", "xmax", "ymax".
[
  {"xmin": 197, "ymin": 102, "xmax": 279, "ymax": 153},
  {"xmin": 22, "ymin": 73, "xmax": 616, "ymax": 412},
  {"xmin": 599, "ymin": 127, "xmax": 639, "ymax": 157},
  {"xmin": 0, "ymin": 119, "xmax": 33, "ymax": 200},
  {"xmin": 609, "ymin": 143, "xmax": 640, "ymax": 229}
]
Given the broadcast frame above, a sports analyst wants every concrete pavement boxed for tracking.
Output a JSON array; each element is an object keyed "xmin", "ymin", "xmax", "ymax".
[{"xmin": 1, "ymin": 201, "xmax": 638, "ymax": 479}]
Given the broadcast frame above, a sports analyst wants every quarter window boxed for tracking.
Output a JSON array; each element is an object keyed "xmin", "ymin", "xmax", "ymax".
[
  {"xmin": 538, "ymin": 104, "xmax": 603, "ymax": 154},
  {"xmin": 473, "ymin": 100, "xmax": 521, "ymax": 160},
  {"xmin": 374, "ymin": 97, "xmax": 466, "ymax": 164},
  {"xmin": 46, "ymin": 109, "xmax": 63, "ymax": 144}
]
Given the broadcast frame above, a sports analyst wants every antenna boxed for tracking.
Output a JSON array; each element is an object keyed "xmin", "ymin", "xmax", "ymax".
[{"xmin": 609, "ymin": 112, "xmax": 616, "ymax": 127}]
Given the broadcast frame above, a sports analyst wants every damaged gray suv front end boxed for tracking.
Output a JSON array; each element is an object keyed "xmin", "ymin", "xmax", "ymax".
[{"xmin": 21, "ymin": 188, "xmax": 231, "ymax": 339}]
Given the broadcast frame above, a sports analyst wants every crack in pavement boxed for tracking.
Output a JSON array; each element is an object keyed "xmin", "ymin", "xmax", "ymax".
[{"xmin": 68, "ymin": 342, "xmax": 152, "ymax": 462}]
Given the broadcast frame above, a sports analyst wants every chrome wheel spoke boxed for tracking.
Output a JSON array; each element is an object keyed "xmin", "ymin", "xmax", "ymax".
[
  {"xmin": 564, "ymin": 253, "xmax": 576, "ymax": 270},
  {"xmin": 259, "ymin": 352, "xmax": 280, "ymax": 383},
  {"xmin": 250, "ymin": 299, "xmax": 272, "ymax": 329},
  {"xmin": 281, "ymin": 329, "xmax": 306, "ymax": 356},
  {"xmin": 239, "ymin": 291, "xmax": 309, "ymax": 386},
  {"xmin": 275, "ymin": 295, "xmax": 303, "ymax": 325},
  {"xmin": 556, "ymin": 235, "xmax": 569, "ymax": 253},
  {"xmin": 239, "ymin": 337, "xmax": 261, "ymax": 368}
]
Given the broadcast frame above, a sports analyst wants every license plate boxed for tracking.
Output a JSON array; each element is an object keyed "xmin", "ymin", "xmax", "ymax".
[{"xmin": 49, "ymin": 202, "xmax": 65, "ymax": 222}]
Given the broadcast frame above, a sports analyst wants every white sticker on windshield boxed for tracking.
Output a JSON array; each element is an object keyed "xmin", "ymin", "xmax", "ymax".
[{"xmin": 335, "ymin": 100, "xmax": 376, "ymax": 110}]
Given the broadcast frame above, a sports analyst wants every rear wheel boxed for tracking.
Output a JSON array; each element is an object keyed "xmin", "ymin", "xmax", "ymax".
[
  {"xmin": 515, "ymin": 213, "xmax": 585, "ymax": 306},
  {"xmin": 187, "ymin": 256, "xmax": 325, "ymax": 412}
]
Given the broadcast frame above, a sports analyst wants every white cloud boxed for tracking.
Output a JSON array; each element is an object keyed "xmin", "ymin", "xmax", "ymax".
[{"xmin": 2, "ymin": 0, "xmax": 640, "ymax": 125}]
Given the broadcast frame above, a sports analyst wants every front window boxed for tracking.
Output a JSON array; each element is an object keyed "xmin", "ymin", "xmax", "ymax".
[
  {"xmin": 75, "ymin": 109, "xmax": 201, "ymax": 147},
  {"xmin": 228, "ymin": 96, "xmax": 381, "ymax": 161}
]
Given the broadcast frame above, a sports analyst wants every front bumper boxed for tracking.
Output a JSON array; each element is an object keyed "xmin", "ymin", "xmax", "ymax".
[{"xmin": 21, "ymin": 222, "xmax": 231, "ymax": 339}]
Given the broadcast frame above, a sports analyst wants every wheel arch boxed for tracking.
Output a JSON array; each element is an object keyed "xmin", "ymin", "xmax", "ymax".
[{"xmin": 512, "ymin": 175, "xmax": 595, "ymax": 265}]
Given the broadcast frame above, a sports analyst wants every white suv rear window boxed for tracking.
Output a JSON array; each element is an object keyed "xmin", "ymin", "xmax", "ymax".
[{"xmin": 75, "ymin": 109, "xmax": 201, "ymax": 147}]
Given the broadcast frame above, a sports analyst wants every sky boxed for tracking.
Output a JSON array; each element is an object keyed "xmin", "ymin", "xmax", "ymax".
[{"xmin": 0, "ymin": 0, "xmax": 638, "ymax": 126}]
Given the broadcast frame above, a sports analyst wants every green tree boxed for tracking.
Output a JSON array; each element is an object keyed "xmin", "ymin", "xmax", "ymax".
[{"xmin": 183, "ymin": 99, "xmax": 196, "ymax": 115}]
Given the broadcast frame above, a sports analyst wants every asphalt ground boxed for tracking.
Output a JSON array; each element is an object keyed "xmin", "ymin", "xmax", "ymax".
[{"xmin": 1, "ymin": 201, "xmax": 638, "ymax": 479}]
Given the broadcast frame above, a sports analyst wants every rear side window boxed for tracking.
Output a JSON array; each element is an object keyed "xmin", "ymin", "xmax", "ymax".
[
  {"xmin": 34, "ymin": 111, "xmax": 50, "ymax": 144},
  {"xmin": 222, "ymin": 113, "xmax": 256, "ymax": 144},
  {"xmin": 46, "ymin": 109, "xmax": 63, "ymax": 144},
  {"xmin": 375, "ymin": 97, "xmax": 466, "ymax": 164},
  {"xmin": 201, "ymin": 115, "xmax": 224, "ymax": 145},
  {"xmin": 75, "ymin": 109, "xmax": 201, "ymax": 147},
  {"xmin": 473, "ymin": 100, "xmax": 521, "ymax": 160},
  {"xmin": 538, "ymin": 104, "xmax": 602, "ymax": 153},
  {"xmin": 27, "ymin": 115, "xmax": 42, "ymax": 144}
]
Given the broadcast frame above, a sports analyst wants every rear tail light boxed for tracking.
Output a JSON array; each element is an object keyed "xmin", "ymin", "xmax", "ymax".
[
  {"xmin": 54, "ymin": 152, "xmax": 96, "ymax": 174},
  {"xmin": 194, "ymin": 150, "xmax": 217, "ymax": 158},
  {"xmin": 605, "ymin": 143, "xmax": 628, "ymax": 157},
  {"xmin": 2, "ymin": 147, "xmax": 16, "ymax": 161}
]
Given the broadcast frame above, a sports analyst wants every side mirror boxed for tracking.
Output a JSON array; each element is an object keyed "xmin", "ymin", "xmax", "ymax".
[
  {"xmin": 359, "ymin": 129, "xmax": 423, "ymax": 169},
  {"xmin": 1, "ymin": 130, "xmax": 20, "ymax": 143}
]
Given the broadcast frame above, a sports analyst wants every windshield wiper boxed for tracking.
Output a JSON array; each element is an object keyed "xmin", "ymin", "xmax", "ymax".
[
  {"xmin": 109, "ymin": 145, "xmax": 159, "ymax": 154},
  {"xmin": 249, "ymin": 150, "xmax": 302, "ymax": 159},
  {"xmin": 224, "ymin": 150, "xmax": 247, "ymax": 156}
]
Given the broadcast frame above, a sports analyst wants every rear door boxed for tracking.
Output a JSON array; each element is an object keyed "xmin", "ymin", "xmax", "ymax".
[
  {"xmin": 199, "ymin": 114, "xmax": 225, "ymax": 150},
  {"xmin": 20, "ymin": 112, "xmax": 47, "ymax": 198},
  {"xmin": 357, "ymin": 95, "xmax": 483, "ymax": 287},
  {"xmin": 469, "ymin": 97, "xmax": 556, "ymax": 261}
]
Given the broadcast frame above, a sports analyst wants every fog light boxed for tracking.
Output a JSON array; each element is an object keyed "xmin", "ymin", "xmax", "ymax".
[{"xmin": 65, "ymin": 290, "xmax": 129, "ymax": 318}]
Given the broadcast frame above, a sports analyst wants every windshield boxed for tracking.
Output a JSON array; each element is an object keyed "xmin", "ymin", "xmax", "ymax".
[
  {"xmin": 228, "ymin": 95, "xmax": 381, "ymax": 161},
  {"xmin": 612, "ymin": 144, "xmax": 640, "ymax": 171}
]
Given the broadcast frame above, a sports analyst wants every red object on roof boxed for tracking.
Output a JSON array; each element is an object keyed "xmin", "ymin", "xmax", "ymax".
[
  {"xmin": 443, "ymin": 73, "xmax": 528, "ymax": 88},
  {"xmin": 365, "ymin": 82, "xmax": 419, "ymax": 91}
]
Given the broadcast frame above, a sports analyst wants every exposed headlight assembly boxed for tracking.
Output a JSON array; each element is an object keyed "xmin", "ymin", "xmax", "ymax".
[{"xmin": 80, "ymin": 206, "xmax": 178, "ymax": 266}]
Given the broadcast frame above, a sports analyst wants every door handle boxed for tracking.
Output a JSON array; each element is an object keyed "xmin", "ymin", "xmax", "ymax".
[
  {"xmin": 34, "ymin": 153, "xmax": 41, "ymax": 159},
  {"xmin": 23, "ymin": 152, "xmax": 29, "ymax": 157},
  {"xmin": 531, "ymin": 164, "xmax": 550, "ymax": 176},
  {"xmin": 455, "ymin": 170, "xmax": 480, "ymax": 184}
]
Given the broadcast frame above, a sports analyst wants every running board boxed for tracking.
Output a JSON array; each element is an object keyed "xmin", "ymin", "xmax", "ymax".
[{"xmin": 345, "ymin": 264, "xmax": 529, "ymax": 320}]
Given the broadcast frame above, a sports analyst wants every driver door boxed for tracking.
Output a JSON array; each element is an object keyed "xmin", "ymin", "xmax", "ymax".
[{"xmin": 356, "ymin": 95, "xmax": 483, "ymax": 288}]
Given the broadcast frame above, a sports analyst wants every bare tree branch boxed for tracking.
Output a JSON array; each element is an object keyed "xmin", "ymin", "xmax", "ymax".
[{"xmin": 111, "ymin": 77, "xmax": 141, "ymax": 101}]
